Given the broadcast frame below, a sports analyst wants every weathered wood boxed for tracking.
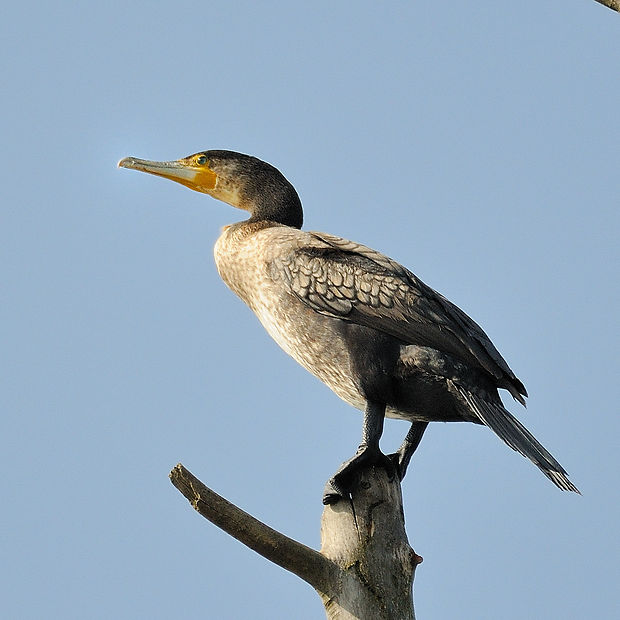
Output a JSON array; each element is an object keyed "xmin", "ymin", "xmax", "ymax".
[
  {"xmin": 169, "ymin": 464, "xmax": 337, "ymax": 593},
  {"xmin": 593, "ymin": 0, "xmax": 619, "ymax": 13},
  {"xmin": 170, "ymin": 463, "xmax": 421, "ymax": 620},
  {"xmin": 319, "ymin": 467, "xmax": 421, "ymax": 619}
]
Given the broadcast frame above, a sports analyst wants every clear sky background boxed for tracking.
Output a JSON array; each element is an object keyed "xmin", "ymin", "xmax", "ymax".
[{"xmin": 2, "ymin": 2, "xmax": 618, "ymax": 619}]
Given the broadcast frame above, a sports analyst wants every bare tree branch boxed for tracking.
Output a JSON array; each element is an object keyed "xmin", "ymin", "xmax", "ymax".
[
  {"xmin": 169, "ymin": 463, "xmax": 337, "ymax": 592},
  {"xmin": 593, "ymin": 0, "xmax": 620, "ymax": 12},
  {"xmin": 171, "ymin": 463, "xmax": 421, "ymax": 619}
]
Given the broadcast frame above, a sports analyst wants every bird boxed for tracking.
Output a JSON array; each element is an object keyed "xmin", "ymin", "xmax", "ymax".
[{"xmin": 118, "ymin": 150, "xmax": 579, "ymax": 503}]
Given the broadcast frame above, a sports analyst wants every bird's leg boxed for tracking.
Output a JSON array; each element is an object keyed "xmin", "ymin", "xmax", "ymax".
[
  {"xmin": 323, "ymin": 401, "xmax": 395, "ymax": 505},
  {"xmin": 388, "ymin": 421, "xmax": 429, "ymax": 481}
]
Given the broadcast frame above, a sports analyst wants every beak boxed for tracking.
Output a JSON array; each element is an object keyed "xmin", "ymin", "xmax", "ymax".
[{"xmin": 118, "ymin": 156, "xmax": 217, "ymax": 192}]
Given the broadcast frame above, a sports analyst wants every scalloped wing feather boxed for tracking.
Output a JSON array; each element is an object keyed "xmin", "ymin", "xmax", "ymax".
[{"xmin": 273, "ymin": 231, "xmax": 526, "ymax": 399}]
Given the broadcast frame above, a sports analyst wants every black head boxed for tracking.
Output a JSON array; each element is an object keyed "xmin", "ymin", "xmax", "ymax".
[{"xmin": 119, "ymin": 150, "xmax": 303, "ymax": 228}]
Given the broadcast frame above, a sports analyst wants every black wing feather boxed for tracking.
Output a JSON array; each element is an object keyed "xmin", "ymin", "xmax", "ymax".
[{"xmin": 275, "ymin": 231, "xmax": 526, "ymax": 400}]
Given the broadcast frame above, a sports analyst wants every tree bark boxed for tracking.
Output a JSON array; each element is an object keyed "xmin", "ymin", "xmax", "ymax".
[
  {"xmin": 170, "ymin": 463, "xmax": 422, "ymax": 619},
  {"xmin": 593, "ymin": 0, "xmax": 619, "ymax": 12}
]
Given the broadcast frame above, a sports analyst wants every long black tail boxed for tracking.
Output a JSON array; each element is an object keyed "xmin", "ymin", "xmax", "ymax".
[{"xmin": 454, "ymin": 384, "xmax": 580, "ymax": 493}]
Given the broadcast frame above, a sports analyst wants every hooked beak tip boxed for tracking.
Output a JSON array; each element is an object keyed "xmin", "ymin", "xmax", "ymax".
[{"xmin": 118, "ymin": 157, "xmax": 135, "ymax": 169}]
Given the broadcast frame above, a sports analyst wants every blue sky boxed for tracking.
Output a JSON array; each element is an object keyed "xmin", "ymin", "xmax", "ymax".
[{"xmin": 2, "ymin": 2, "xmax": 618, "ymax": 618}]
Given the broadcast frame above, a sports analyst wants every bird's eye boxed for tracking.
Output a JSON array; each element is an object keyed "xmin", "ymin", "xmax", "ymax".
[{"xmin": 196, "ymin": 155, "xmax": 208, "ymax": 165}]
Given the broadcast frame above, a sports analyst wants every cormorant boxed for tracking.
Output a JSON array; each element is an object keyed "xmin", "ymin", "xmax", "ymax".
[{"xmin": 119, "ymin": 150, "xmax": 579, "ymax": 502}]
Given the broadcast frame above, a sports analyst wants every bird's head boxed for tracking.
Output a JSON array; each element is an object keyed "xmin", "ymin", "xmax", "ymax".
[{"xmin": 118, "ymin": 150, "xmax": 303, "ymax": 228}]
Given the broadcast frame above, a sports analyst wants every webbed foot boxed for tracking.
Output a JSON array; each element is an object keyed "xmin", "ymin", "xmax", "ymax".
[{"xmin": 322, "ymin": 445, "xmax": 396, "ymax": 505}]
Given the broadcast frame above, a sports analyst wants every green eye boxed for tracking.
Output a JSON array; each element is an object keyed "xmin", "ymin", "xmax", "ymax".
[{"xmin": 197, "ymin": 155, "xmax": 208, "ymax": 165}]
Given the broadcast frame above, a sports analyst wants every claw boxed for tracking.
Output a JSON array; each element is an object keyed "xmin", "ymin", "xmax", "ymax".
[
  {"xmin": 322, "ymin": 445, "xmax": 396, "ymax": 505},
  {"xmin": 387, "ymin": 451, "xmax": 406, "ymax": 481},
  {"xmin": 322, "ymin": 478, "xmax": 348, "ymax": 505}
]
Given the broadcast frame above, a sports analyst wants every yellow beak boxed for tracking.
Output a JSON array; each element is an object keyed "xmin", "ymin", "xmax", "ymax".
[{"xmin": 118, "ymin": 156, "xmax": 217, "ymax": 193}]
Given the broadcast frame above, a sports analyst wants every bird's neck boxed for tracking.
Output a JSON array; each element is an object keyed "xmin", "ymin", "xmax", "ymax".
[
  {"xmin": 247, "ymin": 198, "xmax": 303, "ymax": 228},
  {"xmin": 249, "ymin": 200, "xmax": 304, "ymax": 228}
]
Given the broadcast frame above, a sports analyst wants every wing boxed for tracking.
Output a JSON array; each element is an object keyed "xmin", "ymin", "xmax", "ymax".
[{"xmin": 272, "ymin": 231, "xmax": 526, "ymax": 401}]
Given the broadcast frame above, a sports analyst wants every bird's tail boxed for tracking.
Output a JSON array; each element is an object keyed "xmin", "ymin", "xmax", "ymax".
[{"xmin": 454, "ymin": 384, "xmax": 580, "ymax": 493}]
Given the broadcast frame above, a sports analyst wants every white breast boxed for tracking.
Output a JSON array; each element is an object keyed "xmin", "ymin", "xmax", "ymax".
[{"xmin": 213, "ymin": 224, "xmax": 368, "ymax": 412}]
